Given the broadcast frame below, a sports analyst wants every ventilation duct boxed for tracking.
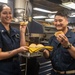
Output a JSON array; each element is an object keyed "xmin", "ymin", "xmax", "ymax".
[
  {"xmin": 14, "ymin": 0, "xmax": 32, "ymax": 22},
  {"xmin": 15, "ymin": 0, "xmax": 25, "ymax": 9}
]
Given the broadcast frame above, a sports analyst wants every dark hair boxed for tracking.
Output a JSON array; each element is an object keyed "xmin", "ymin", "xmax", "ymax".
[
  {"xmin": 0, "ymin": 4, "xmax": 11, "ymax": 12},
  {"xmin": 55, "ymin": 10, "xmax": 69, "ymax": 18}
]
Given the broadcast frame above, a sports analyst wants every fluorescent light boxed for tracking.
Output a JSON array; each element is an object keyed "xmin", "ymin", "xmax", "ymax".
[
  {"xmin": 45, "ymin": 19, "xmax": 54, "ymax": 22},
  {"xmin": 33, "ymin": 16, "xmax": 48, "ymax": 19},
  {"xmin": 48, "ymin": 14, "xmax": 55, "ymax": 18},
  {"xmin": 69, "ymin": 15, "xmax": 75, "ymax": 17},
  {"xmin": 33, "ymin": 7, "xmax": 57, "ymax": 13},
  {"xmin": 69, "ymin": 12, "xmax": 75, "ymax": 17},
  {"xmin": 0, "ymin": 0, "xmax": 8, "ymax": 3},
  {"xmin": 62, "ymin": 2, "xmax": 75, "ymax": 10},
  {"xmin": 68, "ymin": 26, "xmax": 73, "ymax": 29}
]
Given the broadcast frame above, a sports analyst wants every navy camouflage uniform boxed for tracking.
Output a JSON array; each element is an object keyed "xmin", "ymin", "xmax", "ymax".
[
  {"xmin": 0, "ymin": 22, "xmax": 21, "ymax": 75},
  {"xmin": 48, "ymin": 28, "xmax": 75, "ymax": 75}
]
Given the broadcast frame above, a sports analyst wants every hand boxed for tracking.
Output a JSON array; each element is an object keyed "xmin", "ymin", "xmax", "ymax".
[
  {"xmin": 43, "ymin": 49, "xmax": 50, "ymax": 58},
  {"xmin": 56, "ymin": 34, "xmax": 69, "ymax": 47},
  {"xmin": 18, "ymin": 46, "xmax": 29, "ymax": 53},
  {"xmin": 20, "ymin": 25, "xmax": 27, "ymax": 33}
]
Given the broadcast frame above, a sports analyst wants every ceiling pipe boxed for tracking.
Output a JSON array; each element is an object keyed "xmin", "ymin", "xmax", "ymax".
[{"xmin": 14, "ymin": 0, "xmax": 32, "ymax": 22}]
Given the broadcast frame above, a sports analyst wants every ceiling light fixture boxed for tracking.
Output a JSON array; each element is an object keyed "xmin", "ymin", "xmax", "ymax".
[
  {"xmin": 0, "ymin": 0, "xmax": 8, "ymax": 3},
  {"xmin": 48, "ymin": 14, "xmax": 55, "ymax": 18},
  {"xmin": 33, "ymin": 16, "xmax": 48, "ymax": 19},
  {"xmin": 33, "ymin": 7, "xmax": 57, "ymax": 13},
  {"xmin": 62, "ymin": 2, "xmax": 75, "ymax": 10},
  {"xmin": 45, "ymin": 19, "xmax": 54, "ymax": 22},
  {"xmin": 69, "ymin": 12, "xmax": 75, "ymax": 17},
  {"xmin": 69, "ymin": 15, "xmax": 75, "ymax": 17}
]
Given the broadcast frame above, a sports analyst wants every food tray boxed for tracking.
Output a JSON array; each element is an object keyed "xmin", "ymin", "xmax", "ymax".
[{"xmin": 19, "ymin": 52, "xmax": 43, "ymax": 58}]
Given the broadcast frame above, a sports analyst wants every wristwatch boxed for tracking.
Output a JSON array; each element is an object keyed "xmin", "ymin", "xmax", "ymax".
[{"xmin": 64, "ymin": 43, "xmax": 72, "ymax": 49}]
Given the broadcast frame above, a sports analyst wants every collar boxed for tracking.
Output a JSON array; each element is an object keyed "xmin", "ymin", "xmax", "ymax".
[
  {"xmin": 0, "ymin": 22, "xmax": 7, "ymax": 33},
  {"xmin": 65, "ymin": 29, "xmax": 72, "ymax": 38},
  {"xmin": 10, "ymin": 27, "xmax": 18, "ymax": 37},
  {"xmin": 0, "ymin": 22, "xmax": 18, "ymax": 37}
]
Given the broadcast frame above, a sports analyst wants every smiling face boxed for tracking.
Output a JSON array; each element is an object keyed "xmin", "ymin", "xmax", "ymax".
[
  {"xmin": 0, "ymin": 5, "xmax": 12, "ymax": 24},
  {"xmin": 54, "ymin": 15, "xmax": 68, "ymax": 31}
]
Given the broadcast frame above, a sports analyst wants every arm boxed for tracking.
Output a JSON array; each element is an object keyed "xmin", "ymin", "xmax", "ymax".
[
  {"xmin": 0, "ymin": 46, "xmax": 28, "ymax": 60},
  {"xmin": 20, "ymin": 25, "xmax": 27, "ymax": 46},
  {"xmin": 56, "ymin": 33, "xmax": 75, "ymax": 59},
  {"xmin": 43, "ymin": 37, "xmax": 53, "ymax": 59},
  {"xmin": 67, "ymin": 43, "xmax": 75, "ymax": 59},
  {"xmin": 43, "ymin": 49, "xmax": 50, "ymax": 58},
  {"xmin": 0, "ymin": 25, "xmax": 28, "ymax": 60}
]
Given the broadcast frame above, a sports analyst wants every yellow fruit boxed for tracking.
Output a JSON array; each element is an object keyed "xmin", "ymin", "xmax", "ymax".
[
  {"xmin": 36, "ymin": 44, "xmax": 44, "ymax": 47},
  {"xmin": 29, "ymin": 43, "xmax": 36, "ymax": 48}
]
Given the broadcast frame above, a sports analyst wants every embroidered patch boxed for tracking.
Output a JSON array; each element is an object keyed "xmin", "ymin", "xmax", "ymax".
[{"xmin": 1, "ymin": 30, "xmax": 4, "ymax": 33}]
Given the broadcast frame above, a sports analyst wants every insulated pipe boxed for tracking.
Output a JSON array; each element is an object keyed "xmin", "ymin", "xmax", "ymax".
[{"xmin": 14, "ymin": 0, "xmax": 25, "ymax": 9}]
